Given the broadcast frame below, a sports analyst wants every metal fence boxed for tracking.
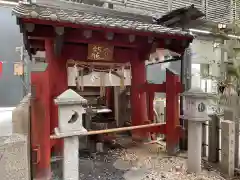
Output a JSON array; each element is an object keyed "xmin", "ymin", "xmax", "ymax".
[{"xmin": 61, "ymin": 0, "xmax": 234, "ymax": 24}]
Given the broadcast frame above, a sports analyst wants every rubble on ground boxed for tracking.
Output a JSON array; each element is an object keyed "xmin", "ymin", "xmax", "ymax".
[
  {"xmin": 111, "ymin": 145, "xmax": 225, "ymax": 180},
  {"xmin": 52, "ymin": 142, "xmax": 227, "ymax": 180}
]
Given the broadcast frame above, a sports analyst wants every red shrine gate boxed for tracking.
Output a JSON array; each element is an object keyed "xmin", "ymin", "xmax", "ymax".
[{"xmin": 13, "ymin": 1, "xmax": 193, "ymax": 179}]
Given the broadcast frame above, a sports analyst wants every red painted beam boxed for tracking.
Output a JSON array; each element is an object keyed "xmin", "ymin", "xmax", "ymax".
[
  {"xmin": 27, "ymin": 25, "xmax": 143, "ymax": 47},
  {"xmin": 138, "ymin": 81, "xmax": 182, "ymax": 94},
  {"xmin": 26, "ymin": 24, "xmax": 188, "ymax": 54},
  {"xmin": 21, "ymin": 18, "xmax": 193, "ymax": 41},
  {"xmin": 139, "ymin": 82, "xmax": 166, "ymax": 93},
  {"xmin": 29, "ymin": 39, "xmax": 45, "ymax": 49},
  {"xmin": 28, "ymin": 25, "xmax": 55, "ymax": 38},
  {"xmin": 65, "ymin": 29, "xmax": 144, "ymax": 48}
]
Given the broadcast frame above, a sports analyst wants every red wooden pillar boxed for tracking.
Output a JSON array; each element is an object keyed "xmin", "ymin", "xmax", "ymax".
[
  {"xmin": 31, "ymin": 43, "xmax": 52, "ymax": 179},
  {"xmin": 31, "ymin": 40, "xmax": 68, "ymax": 179},
  {"xmin": 148, "ymin": 92, "xmax": 155, "ymax": 121},
  {"xmin": 45, "ymin": 40, "xmax": 67, "ymax": 155},
  {"xmin": 130, "ymin": 52, "xmax": 148, "ymax": 139},
  {"xmin": 166, "ymin": 69, "xmax": 180, "ymax": 155}
]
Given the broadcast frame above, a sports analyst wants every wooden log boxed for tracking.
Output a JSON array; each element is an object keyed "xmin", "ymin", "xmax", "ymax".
[{"xmin": 50, "ymin": 123, "xmax": 166, "ymax": 139}]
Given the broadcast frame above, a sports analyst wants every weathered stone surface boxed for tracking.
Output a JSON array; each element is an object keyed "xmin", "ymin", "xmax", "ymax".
[
  {"xmin": 221, "ymin": 120, "xmax": 235, "ymax": 177},
  {"xmin": 113, "ymin": 159, "xmax": 133, "ymax": 170},
  {"xmin": 0, "ymin": 134, "xmax": 30, "ymax": 180}
]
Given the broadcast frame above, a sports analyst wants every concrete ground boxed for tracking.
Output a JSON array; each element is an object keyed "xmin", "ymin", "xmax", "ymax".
[
  {"xmin": 52, "ymin": 137, "xmax": 227, "ymax": 180},
  {"xmin": 0, "ymin": 107, "xmax": 14, "ymax": 137}
]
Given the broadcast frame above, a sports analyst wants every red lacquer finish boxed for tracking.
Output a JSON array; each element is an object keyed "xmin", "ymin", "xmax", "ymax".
[{"xmin": 19, "ymin": 12, "xmax": 191, "ymax": 178}]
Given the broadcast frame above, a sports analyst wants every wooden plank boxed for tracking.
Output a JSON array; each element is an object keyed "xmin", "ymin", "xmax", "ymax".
[
  {"xmin": 50, "ymin": 122, "xmax": 166, "ymax": 139},
  {"xmin": 67, "ymin": 59, "xmax": 130, "ymax": 68}
]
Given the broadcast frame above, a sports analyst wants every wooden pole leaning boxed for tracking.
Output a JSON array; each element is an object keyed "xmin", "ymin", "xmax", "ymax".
[{"xmin": 50, "ymin": 122, "xmax": 165, "ymax": 139}]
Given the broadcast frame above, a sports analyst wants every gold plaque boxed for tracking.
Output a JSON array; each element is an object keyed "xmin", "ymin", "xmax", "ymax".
[{"xmin": 88, "ymin": 44, "xmax": 114, "ymax": 61}]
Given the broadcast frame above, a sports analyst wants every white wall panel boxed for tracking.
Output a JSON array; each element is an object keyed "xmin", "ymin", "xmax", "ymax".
[
  {"xmin": 67, "ymin": 67, "xmax": 131, "ymax": 87},
  {"xmin": 191, "ymin": 39, "xmax": 215, "ymax": 64}
]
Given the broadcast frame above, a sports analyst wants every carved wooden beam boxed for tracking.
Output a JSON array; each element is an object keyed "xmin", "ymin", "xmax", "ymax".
[
  {"xmin": 83, "ymin": 30, "xmax": 92, "ymax": 39},
  {"xmin": 25, "ymin": 23, "xmax": 35, "ymax": 32},
  {"xmin": 129, "ymin": 34, "xmax": 135, "ymax": 43},
  {"xmin": 54, "ymin": 35, "xmax": 63, "ymax": 57},
  {"xmin": 54, "ymin": 27, "xmax": 65, "ymax": 57},
  {"xmin": 65, "ymin": 29, "xmax": 142, "ymax": 48},
  {"xmin": 55, "ymin": 26, "xmax": 65, "ymax": 36},
  {"xmin": 106, "ymin": 32, "xmax": 114, "ymax": 40}
]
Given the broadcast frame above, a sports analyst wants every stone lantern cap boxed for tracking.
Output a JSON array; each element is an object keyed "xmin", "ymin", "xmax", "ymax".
[
  {"xmin": 55, "ymin": 89, "xmax": 88, "ymax": 105},
  {"xmin": 181, "ymin": 87, "xmax": 216, "ymax": 99}
]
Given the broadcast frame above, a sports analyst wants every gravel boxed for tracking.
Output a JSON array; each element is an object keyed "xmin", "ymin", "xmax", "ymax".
[{"xmin": 52, "ymin": 142, "xmax": 226, "ymax": 180}]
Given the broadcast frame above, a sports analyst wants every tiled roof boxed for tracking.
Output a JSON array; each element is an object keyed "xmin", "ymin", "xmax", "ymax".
[{"xmin": 12, "ymin": 2, "xmax": 192, "ymax": 38}]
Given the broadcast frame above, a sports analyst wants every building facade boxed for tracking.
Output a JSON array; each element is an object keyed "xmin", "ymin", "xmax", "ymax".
[{"xmin": 0, "ymin": 5, "xmax": 24, "ymax": 107}]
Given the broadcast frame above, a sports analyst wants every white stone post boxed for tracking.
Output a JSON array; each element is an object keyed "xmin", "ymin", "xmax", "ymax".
[
  {"xmin": 221, "ymin": 120, "xmax": 235, "ymax": 177},
  {"xmin": 55, "ymin": 89, "xmax": 87, "ymax": 180},
  {"xmin": 181, "ymin": 87, "xmax": 214, "ymax": 173}
]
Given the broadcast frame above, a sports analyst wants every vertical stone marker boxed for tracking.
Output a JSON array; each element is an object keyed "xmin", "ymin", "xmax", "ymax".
[
  {"xmin": 55, "ymin": 89, "xmax": 88, "ymax": 180},
  {"xmin": 0, "ymin": 134, "xmax": 30, "ymax": 180},
  {"xmin": 181, "ymin": 87, "xmax": 215, "ymax": 173},
  {"xmin": 221, "ymin": 120, "xmax": 235, "ymax": 177}
]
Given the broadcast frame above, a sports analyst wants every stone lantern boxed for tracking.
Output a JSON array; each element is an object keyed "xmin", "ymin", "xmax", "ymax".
[
  {"xmin": 181, "ymin": 87, "xmax": 215, "ymax": 173},
  {"xmin": 55, "ymin": 89, "xmax": 88, "ymax": 180}
]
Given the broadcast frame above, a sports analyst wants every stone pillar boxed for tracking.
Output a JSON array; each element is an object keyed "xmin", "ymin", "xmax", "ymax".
[
  {"xmin": 181, "ymin": 87, "xmax": 214, "ymax": 173},
  {"xmin": 188, "ymin": 121, "xmax": 202, "ymax": 173},
  {"xmin": 208, "ymin": 115, "xmax": 220, "ymax": 162},
  {"xmin": 0, "ymin": 134, "xmax": 30, "ymax": 180},
  {"xmin": 221, "ymin": 120, "xmax": 235, "ymax": 177},
  {"xmin": 55, "ymin": 89, "xmax": 87, "ymax": 180},
  {"xmin": 224, "ymin": 110, "xmax": 240, "ymax": 168},
  {"xmin": 180, "ymin": 45, "xmax": 192, "ymax": 150}
]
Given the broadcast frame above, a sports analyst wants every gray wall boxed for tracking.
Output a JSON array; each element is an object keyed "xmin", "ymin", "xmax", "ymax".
[
  {"xmin": 147, "ymin": 61, "xmax": 180, "ymax": 84},
  {"xmin": 147, "ymin": 61, "xmax": 180, "ymax": 98},
  {"xmin": 0, "ymin": 6, "xmax": 23, "ymax": 107}
]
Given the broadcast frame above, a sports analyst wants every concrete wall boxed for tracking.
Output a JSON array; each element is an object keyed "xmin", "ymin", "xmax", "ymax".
[{"xmin": 0, "ymin": 5, "xmax": 23, "ymax": 107}]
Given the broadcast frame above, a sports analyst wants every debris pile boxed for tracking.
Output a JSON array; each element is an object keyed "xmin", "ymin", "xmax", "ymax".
[
  {"xmin": 52, "ymin": 143, "xmax": 226, "ymax": 180},
  {"xmin": 111, "ymin": 146, "xmax": 225, "ymax": 180}
]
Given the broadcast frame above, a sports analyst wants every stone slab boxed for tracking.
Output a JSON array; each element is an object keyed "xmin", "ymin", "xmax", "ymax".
[{"xmin": 0, "ymin": 134, "xmax": 30, "ymax": 180}]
